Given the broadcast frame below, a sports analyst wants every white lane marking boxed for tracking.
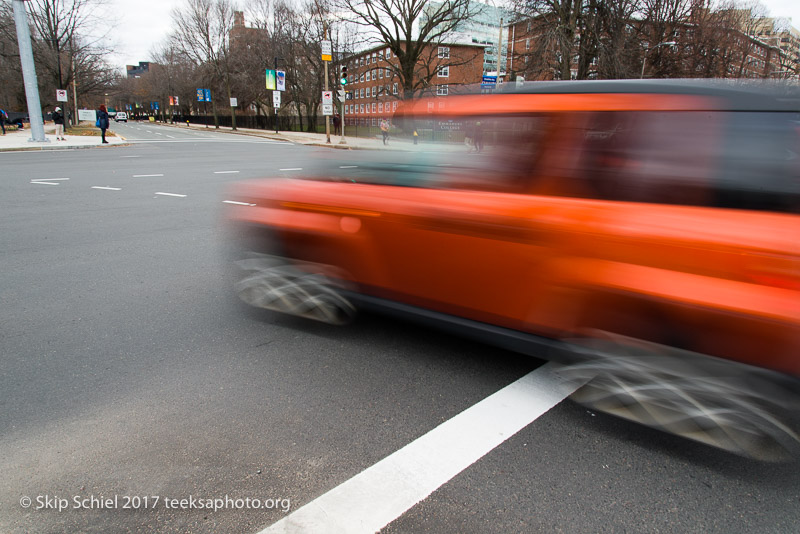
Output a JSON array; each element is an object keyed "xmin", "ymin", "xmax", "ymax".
[
  {"xmin": 222, "ymin": 200, "xmax": 255, "ymax": 206},
  {"xmin": 91, "ymin": 186, "xmax": 122, "ymax": 191},
  {"xmin": 214, "ymin": 170, "xmax": 240, "ymax": 174},
  {"xmin": 339, "ymin": 165, "xmax": 358, "ymax": 169},
  {"xmin": 260, "ymin": 362, "xmax": 583, "ymax": 534},
  {"xmin": 30, "ymin": 181, "xmax": 60, "ymax": 186},
  {"xmin": 279, "ymin": 167, "xmax": 303, "ymax": 171},
  {"xmin": 146, "ymin": 130, "xmax": 153, "ymax": 133},
  {"xmin": 133, "ymin": 174, "xmax": 164, "ymax": 177},
  {"xmin": 154, "ymin": 192, "xmax": 186, "ymax": 198},
  {"xmin": 155, "ymin": 132, "xmax": 163, "ymax": 136},
  {"xmin": 121, "ymin": 155, "xmax": 141, "ymax": 158},
  {"xmin": 31, "ymin": 177, "xmax": 70, "ymax": 182},
  {"xmin": 166, "ymin": 135, "xmax": 175, "ymax": 139}
]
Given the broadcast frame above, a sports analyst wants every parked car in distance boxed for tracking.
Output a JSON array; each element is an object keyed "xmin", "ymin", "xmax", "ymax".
[
  {"xmin": 225, "ymin": 80, "xmax": 800, "ymax": 460},
  {"xmin": 115, "ymin": 112, "xmax": 128, "ymax": 122}
]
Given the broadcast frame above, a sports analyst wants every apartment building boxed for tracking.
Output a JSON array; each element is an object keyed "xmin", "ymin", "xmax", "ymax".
[{"xmin": 341, "ymin": 43, "xmax": 484, "ymax": 122}]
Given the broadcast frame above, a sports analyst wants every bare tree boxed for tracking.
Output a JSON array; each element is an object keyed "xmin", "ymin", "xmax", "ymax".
[
  {"xmin": 171, "ymin": 0, "xmax": 238, "ymax": 129},
  {"xmin": 337, "ymin": 0, "xmax": 473, "ymax": 99}
]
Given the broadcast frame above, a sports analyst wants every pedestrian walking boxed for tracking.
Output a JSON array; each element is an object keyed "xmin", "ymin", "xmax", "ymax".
[
  {"xmin": 380, "ymin": 118, "xmax": 390, "ymax": 145},
  {"xmin": 52, "ymin": 107, "xmax": 65, "ymax": 140},
  {"xmin": 413, "ymin": 129, "xmax": 419, "ymax": 145},
  {"xmin": 473, "ymin": 121, "xmax": 484, "ymax": 153},
  {"xmin": 97, "ymin": 104, "xmax": 110, "ymax": 144},
  {"xmin": 0, "ymin": 108, "xmax": 7, "ymax": 135},
  {"xmin": 333, "ymin": 114, "xmax": 341, "ymax": 136}
]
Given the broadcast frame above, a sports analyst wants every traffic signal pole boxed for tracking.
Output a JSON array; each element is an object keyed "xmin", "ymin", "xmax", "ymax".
[{"xmin": 12, "ymin": 0, "xmax": 47, "ymax": 143}]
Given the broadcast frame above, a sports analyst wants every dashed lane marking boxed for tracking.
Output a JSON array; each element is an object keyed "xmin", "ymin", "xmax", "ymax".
[
  {"xmin": 214, "ymin": 171, "xmax": 240, "ymax": 174},
  {"xmin": 133, "ymin": 174, "xmax": 164, "ymax": 177},
  {"xmin": 154, "ymin": 192, "xmax": 186, "ymax": 198},
  {"xmin": 339, "ymin": 166, "xmax": 358, "ymax": 169},
  {"xmin": 222, "ymin": 200, "xmax": 255, "ymax": 206},
  {"xmin": 279, "ymin": 168, "xmax": 303, "ymax": 171},
  {"xmin": 259, "ymin": 361, "xmax": 584, "ymax": 534},
  {"xmin": 91, "ymin": 186, "xmax": 122, "ymax": 191}
]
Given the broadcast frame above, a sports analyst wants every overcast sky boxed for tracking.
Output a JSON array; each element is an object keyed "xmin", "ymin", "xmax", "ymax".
[{"xmin": 104, "ymin": 0, "xmax": 800, "ymax": 71}]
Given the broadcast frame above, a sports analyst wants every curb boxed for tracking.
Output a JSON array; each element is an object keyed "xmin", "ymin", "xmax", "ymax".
[{"xmin": 0, "ymin": 142, "xmax": 130, "ymax": 153}]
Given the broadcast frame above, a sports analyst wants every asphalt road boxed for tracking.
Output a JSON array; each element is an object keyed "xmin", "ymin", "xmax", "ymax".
[{"xmin": 1, "ymin": 123, "xmax": 799, "ymax": 534}]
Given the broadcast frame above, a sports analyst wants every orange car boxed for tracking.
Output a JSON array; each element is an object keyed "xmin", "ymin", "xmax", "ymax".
[{"xmin": 225, "ymin": 81, "xmax": 800, "ymax": 459}]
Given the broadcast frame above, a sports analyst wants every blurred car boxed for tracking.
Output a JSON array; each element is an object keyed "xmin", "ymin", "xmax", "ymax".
[
  {"xmin": 115, "ymin": 112, "xmax": 128, "ymax": 122},
  {"xmin": 225, "ymin": 80, "xmax": 800, "ymax": 459}
]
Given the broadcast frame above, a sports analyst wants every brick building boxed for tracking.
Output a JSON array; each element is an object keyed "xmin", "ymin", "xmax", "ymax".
[{"xmin": 341, "ymin": 42, "xmax": 485, "ymax": 123}]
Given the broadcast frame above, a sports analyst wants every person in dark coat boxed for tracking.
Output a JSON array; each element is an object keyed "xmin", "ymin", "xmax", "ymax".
[
  {"xmin": 97, "ymin": 104, "xmax": 110, "ymax": 144},
  {"xmin": 53, "ymin": 107, "xmax": 65, "ymax": 140}
]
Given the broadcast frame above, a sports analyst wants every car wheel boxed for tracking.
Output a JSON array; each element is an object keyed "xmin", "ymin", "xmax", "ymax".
[
  {"xmin": 233, "ymin": 253, "xmax": 356, "ymax": 325},
  {"xmin": 559, "ymin": 330, "xmax": 800, "ymax": 461}
]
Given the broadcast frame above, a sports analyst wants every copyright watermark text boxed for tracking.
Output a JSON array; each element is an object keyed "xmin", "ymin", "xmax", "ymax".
[{"xmin": 19, "ymin": 494, "xmax": 291, "ymax": 513}]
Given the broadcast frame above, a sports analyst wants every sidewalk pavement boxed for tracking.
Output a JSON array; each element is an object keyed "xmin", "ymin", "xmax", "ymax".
[
  {"xmin": 0, "ymin": 120, "xmax": 437, "ymax": 152},
  {"xmin": 0, "ymin": 124, "xmax": 126, "ymax": 152},
  {"xmin": 169, "ymin": 122, "xmax": 423, "ymax": 151}
]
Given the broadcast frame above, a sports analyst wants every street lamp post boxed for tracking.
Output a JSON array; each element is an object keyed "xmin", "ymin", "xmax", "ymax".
[
  {"xmin": 641, "ymin": 41, "xmax": 677, "ymax": 79},
  {"xmin": 12, "ymin": 0, "xmax": 47, "ymax": 142}
]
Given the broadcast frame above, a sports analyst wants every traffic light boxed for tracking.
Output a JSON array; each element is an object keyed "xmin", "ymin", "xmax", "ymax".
[{"xmin": 340, "ymin": 64, "xmax": 348, "ymax": 85}]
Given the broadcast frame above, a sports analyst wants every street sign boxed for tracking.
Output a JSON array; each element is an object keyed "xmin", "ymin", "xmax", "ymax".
[
  {"xmin": 56, "ymin": 89, "xmax": 68, "ymax": 102},
  {"xmin": 174, "ymin": 96, "xmax": 180, "ymax": 106},
  {"xmin": 273, "ymin": 91, "xmax": 281, "ymax": 107},
  {"xmin": 266, "ymin": 69, "xmax": 276, "ymax": 90},
  {"xmin": 321, "ymin": 40, "xmax": 332, "ymax": 62},
  {"xmin": 322, "ymin": 104, "xmax": 333, "ymax": 116},
  {"xmin": 346, "ymin": 91, "xmax": 353, "ymax": 100},
  {"xmin": 197, "ymin": 88, "xmax": 205, "ymax": 102},
  {"xmin": 169, "ymin": 96, "xmax": 174, "ymax": 105},
  {"xmin": 322, "ymin": 91, "xmax": 333, "ymax": 106},
  {"xmin": 203, "ymin": 89, "xmax": 211, "ymax": 102},
  {"xmin": 230, "ymin": 97, "xmax": 238, "ymax": 107},
  {"xmin": 481, "ymin": 75, "xmax": 497, "ymax": 90},
  {"xmin": 277, "ymin": 70, "xmax": 286, "ymax": 91},
  {"xmin": 337, "ymin": 89, "xmax": 346, "ymax": 100}
]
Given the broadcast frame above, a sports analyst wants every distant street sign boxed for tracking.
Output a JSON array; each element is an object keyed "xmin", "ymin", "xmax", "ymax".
[
  {"xmin": 322, "ymin": 104, "xmax": 333, "ymax": 116},
  {"xmin": 203, "ymin": 89, "xmax": 211, "ymax": 102},
  {"xmin": 277, "ymin": 70, "xmax": 286, "ymax": 91},
  {"xmin": 321, "ymin": 40, "xmax": 332, "ymax": 62},
  {"xmin": 230, "ymin": 97, "xmax": 238, "ymax": 107},
  {"xmin": 56, "ymin": 89, "xmax": 68, "ymax": 102},
  {"xmin": 266, "ymin": 69, "xmax": 276, "ymax": 90},
  {"xmin": 197, "ymin": 88, "xmax": 205, "ymax": 102},
  {"xmin": 273, "ymin": 91, "xmax": 281, "ymax": 107},
  {"xmin": 481, "ymin": 75, "xmax": 498, "ymax": 90},
  {"xmin": 174, "ymin": 96, "xmax": 179, "ymax": 106},
  {"xmin": 322, "ymin": 91, "xmax": 333, "ymax": 106}
]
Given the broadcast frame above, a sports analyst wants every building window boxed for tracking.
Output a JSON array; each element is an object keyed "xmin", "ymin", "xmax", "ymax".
[
  {"xmin": 379, "ymin": 102, "xmax": 383, "ymax": 113},
  {"xmin": 360, "ymin": 104, "xmax": 364, "ymax": 113},
  {"xmin": 393, "ymin": 83, "xmax": 398, "ymax": 95},
  {"xmin": 386, "ymin": 49, "xmax": 391, "ymax": 59},
  {"xmin": 438, "ymin": 65, "xmax": 449, "ymax": 77},
  {"xmin": 438, "ymin": 46, "xmax": 450, "ymax": 58},
  {"xmin": 427, "ymin": 101, "xmax": 434, "ymax": 112},
  {"xmin": 525, "ymin": 38, "xmax": 530, "ymax": 50},
  {"xmin": 379, "ymin": 68, "xmax": 383, "ymax": 79},
  {"xmin": 392, "ymin": 101, "xmax": 397, "ymax": 111},
  {"xmin": 360, "ymin": 73, "xmax": 364, "ymax": 82},
  {"xmin": 371, "ymin": 103, "xmax": 376, "ymax": 113},
  {"xmin": 360, "ymin": 88, "xmax": 364, "ymax": 98},
  {"xmin": 372, "ymin": 86, "xmax": 377, "ymax": 97},
  {"xmin": 385, "ymin": 67, "xmax": 391, "ymax": 77},
  {"xmin": 366, "ymin": 70, "xmax": 371, "ymax": 81},
  {"xmin": 437, "ymin": 84, "xmax": 448, "ymax": 95}
]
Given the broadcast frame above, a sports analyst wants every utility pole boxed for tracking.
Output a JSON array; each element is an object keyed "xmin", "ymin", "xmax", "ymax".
[
  {"xmin": 71, "ymin": 39, "xmax": 78, "ymax": 126},
  {"xmin": 324, "ymin": 23, "xmax": 331, "ymax": 144},
  {"xmin": 12, "ymin": 0, "xmax": 47, "ymax": 142},
  {"xmin": 497, "ymin": 17, "xmax": 503, "ymax": 79}
]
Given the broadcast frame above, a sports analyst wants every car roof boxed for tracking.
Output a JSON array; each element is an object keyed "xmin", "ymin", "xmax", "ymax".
[{"xmin": 399, "ymin": 79, "xmax": 800, "ymax": 116}]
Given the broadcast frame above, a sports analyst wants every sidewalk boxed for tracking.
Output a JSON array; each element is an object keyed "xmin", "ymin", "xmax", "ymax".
[
  {"xmin": 0, "ymin": 124, "xmax": 126, "ymax": 152},
  {"xmin": 165, "ymin": 122, "xmax": 428, "ymax": 151}
]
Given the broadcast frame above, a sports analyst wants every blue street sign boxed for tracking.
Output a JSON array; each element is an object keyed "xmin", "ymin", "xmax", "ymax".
[
  {"xmin": 203, "ymin": 89, "xmax": 212, "ymax": 102},
  {"xmin": 482, "ymin": 75, "xmax": 497, "ymax": 84},
  {"xmin": 197, "ymin": 88, "xmax": 205, "ymax": 102},
  {"xmin": 154, "ymin": 102, "xmax": 159, "ymax": 110}
]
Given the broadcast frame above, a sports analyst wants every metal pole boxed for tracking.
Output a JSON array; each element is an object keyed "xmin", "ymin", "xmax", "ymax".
[
  {"xmin": 274, "ymin": 57, "xmax": 279, "ymax": 134},
  {"xmin": 498, "ymin": 17, "xmax": 503, "ymax": 79},
  {"xmin": 12, "ymin": 0, "xmax": 47, "ymax": 142},
  {"xmin": 339, "ymin": 96, "xmax": 346, "ymax": 144},
  {"xmin": 71, "ymin": 41, "xmax": 78, "ymax": 126},
  {"xmin": 324, "ymin": 24, "xmax": 330, "ymax": 144}
]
